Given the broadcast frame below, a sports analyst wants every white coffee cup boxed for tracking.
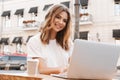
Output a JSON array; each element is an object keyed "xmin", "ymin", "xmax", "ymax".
[{"xmin": 27, "ymin": 59, "xmax": 39, "ymax": 75}]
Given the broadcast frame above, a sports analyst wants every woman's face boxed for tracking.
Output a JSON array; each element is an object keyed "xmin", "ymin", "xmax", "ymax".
[{"xmin": 51, "ymin": 11, "xmax": 68, "ymax": 32}]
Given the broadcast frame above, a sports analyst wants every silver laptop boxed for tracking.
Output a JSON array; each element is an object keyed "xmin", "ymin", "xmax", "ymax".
[{"xmin": 52, "ymin": 39, "xmax": 120, "ymax": 79}]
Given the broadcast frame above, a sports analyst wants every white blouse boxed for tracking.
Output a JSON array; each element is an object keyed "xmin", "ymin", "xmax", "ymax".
[{"xmin": 27, "ymin": 33, "xmax": 73, "ymax": 67}]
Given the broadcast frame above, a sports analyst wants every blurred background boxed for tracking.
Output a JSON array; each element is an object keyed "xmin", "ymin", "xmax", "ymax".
[{"xmin": 0, "ymin": 0, "xmax": 120, "ymax": 71}]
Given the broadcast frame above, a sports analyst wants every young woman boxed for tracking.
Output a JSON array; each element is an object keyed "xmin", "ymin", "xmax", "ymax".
[{"xmin": 27, "ymin": 4, "xmax": 73, "ymax": 75}]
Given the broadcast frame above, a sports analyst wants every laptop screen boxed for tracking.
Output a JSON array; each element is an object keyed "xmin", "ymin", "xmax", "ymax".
[{"xmin": 67, "ymin": 39, "xmax": 120, "ymax": 79}]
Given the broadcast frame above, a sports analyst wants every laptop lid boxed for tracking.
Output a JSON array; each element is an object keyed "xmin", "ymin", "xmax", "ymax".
[{"xmin": 68, "ymin": 39, "xmax": 120, "ymax": 79}]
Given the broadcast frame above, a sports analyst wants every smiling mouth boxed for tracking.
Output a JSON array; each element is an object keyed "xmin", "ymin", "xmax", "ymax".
[{"xmin": 55, "ymin": 23, "xmax": 63, "ymax": 29}]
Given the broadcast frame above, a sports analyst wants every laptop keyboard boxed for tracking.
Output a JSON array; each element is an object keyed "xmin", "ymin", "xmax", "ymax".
[{"xmin": 51, "ymin": 72, "xmax": 68, "ymax": 79}]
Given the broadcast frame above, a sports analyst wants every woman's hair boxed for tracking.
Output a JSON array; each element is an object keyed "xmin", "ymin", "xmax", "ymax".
[{"xmin": 40, "ymin": 4, "xmax": 72, "ymax": 51}]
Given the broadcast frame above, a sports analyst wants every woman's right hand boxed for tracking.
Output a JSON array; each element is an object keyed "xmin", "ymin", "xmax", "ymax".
[{"xmin": 59, "ymin": 65, "xmax": 68, "ymax": 74}]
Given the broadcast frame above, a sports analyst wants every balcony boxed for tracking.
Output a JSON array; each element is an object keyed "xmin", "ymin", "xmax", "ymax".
[
  {"xmin": 79, "ymin": 13, "xmax": 93, "ymax": 25},
  {"xmin": 22, "ymin": 20, "xmax": 40, "ymax": 31}
]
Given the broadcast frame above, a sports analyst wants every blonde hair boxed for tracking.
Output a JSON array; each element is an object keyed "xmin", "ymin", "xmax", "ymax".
[{"xmin": 40, "ymin": 4, "xmax": 72, "ymax": 51}]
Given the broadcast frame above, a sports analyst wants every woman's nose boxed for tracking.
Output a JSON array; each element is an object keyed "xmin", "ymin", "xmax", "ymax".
[{"xmin": 59, "ymin": 19, "xmax": 63, "ymax": 24}]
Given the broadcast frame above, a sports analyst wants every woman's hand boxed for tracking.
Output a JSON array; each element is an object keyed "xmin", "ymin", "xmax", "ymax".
[
  {"xmin": 59, "ymin": 65, "xmax": 69, "ymax": 74},
  {"xmin": 38, "ymin": 57, "xmax": 69, "ymax": 75}
]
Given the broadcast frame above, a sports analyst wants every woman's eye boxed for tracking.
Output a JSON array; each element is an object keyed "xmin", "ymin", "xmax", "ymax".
[
  {"xmin": 56, "ymin": 16, "xmax": 61, "ymax": 19},
  {"xmin": 63, "ymin": 19, "xmax": 67, "ymax": 23}
]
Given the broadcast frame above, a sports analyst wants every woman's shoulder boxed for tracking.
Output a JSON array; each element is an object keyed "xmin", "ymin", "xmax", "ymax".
[{"xmin": 28, "ymin": 32, "xmax": 41, "ymax": 44}]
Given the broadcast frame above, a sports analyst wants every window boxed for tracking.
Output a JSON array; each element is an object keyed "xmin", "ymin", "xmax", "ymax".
[
  {"xmin": 31, "ymin": 13, "xmax": 37, "ymax": 20},
  {"xmin": 1, "ymin": 56, "xmax": 9, "ymax": 61},
  {"xmin": 0, "ymin": 38, "xmax": 9, "ymax": 45},
  {"xmin": 26, "ymin": 35, "xmax": 33, "ymax": 43},
  {"xmin": 79, "ymin": 0, "xmax": 89, "ymax": 21},
  {"xmin": 79, "ymin": 31, "xmax": 88, "ymax": 40},
  {"xmin": 1, "ymin": 11, "xmax": 11, "ymax": 28},
  {"xmin": 3, "ymin": 16, "xmax": 11, "ymax": 28},
  {"xmin": 61, "ymin": 1, "xmax": 70, "ymax": 8},
  {"xmin": 4, "ymin": 45, "xmax": 10, "ymax": 54},
  {"xmin": 0, "ymin": 38, "xmax": 10, "ymax": 54},
  {"xmin": 115, "ymin": 40, "xmax": 120, "ymax": 45},
  {"xmin": 10, "ymin": 56, "xmax": 26, "ymax": 60},
  {"xmin": 113, "ymin": 29, "xmax": 120, "ymax": 38},
  {"xmin": 80, "ymin": 6, "xmax": 88, "ymax": 14},
  {"xmin": 43, "ymin": 4, "xmax": 53, "ymax": 11},
  {"xmin": 18, "ymin": 15, "xmax": 24, "ymax": 27},
  {"xmin": 28, "ymin": 7, "xmax": 38, "ymax": 20},
  {"xmin": 12, "ymin": 37, "xmax": 23, "ymax": 53},
  {"xmin": 16, "ymin": 44, "xmax": 22, "ymax": 53},
  {"xmin": 114, "ymin": 2, "xmax": 120, "ymax": 16},
  {"xmin": 14, "ymin": 9, "xmax": 24, "ymax": 27}
]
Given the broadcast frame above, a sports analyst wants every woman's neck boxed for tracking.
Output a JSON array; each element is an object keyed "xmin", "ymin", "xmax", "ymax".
[{"xmin": 50, "ymin": 29, "xmax": 57, "ymax": 40}]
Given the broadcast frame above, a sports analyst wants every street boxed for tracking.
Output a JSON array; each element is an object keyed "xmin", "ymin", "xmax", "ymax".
[{"xmin": 0, "ymin": 70, "xmax": 25, "ymax": 73}]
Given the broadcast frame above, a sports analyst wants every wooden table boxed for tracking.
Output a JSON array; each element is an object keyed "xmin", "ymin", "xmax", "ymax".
[
  {"xmin": 0, "ymin": 72, "xmax": 66, "ymax": 80},
  {"xmin": 0, "ymin": 72, "xmax": 119, "ymax": 80}
]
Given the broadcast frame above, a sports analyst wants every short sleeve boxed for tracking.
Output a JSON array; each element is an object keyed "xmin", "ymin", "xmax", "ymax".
[{"xmin": 27, "ymin": 36, "xmax": 45, "ymax": 59}]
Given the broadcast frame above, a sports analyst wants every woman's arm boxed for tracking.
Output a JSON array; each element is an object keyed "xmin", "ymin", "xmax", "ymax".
[{"xmin": 37, "ymin": 57, "xmax": 67, "ymax": 75}]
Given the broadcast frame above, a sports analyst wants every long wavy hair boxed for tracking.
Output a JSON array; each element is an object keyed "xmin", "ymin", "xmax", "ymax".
[{"xmin": 40, "ymin": 4, "xmax": 72, "ymax": 51}]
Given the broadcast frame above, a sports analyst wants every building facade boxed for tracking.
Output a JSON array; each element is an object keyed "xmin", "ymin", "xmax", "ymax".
[{"xmin": 0, "ymin": 0, "xmax": 120, "ymax": 54}]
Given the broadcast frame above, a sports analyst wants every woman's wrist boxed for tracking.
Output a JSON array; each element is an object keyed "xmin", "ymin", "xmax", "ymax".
[{"xmin": 58, "ymin": 66, "xmax": 68, "ymax": 74}]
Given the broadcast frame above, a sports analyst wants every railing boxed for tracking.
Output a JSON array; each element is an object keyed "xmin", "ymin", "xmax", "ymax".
[
  {"xmin": 79, "ymin": 13, "xmax": 93, "ymax": 25},
  {"xmin": 22, "ymin": 20, "xmax": 40, "ymax": 30}
]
